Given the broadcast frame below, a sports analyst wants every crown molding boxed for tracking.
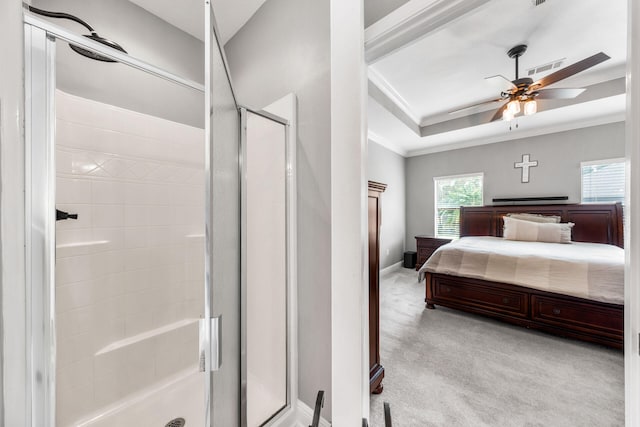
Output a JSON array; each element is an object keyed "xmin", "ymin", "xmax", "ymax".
[
  {"xmin": 368, "ymin": 68, "xmax": 421, "ymax": 132},
  {"xmin": 407, "ymin": 111, "xmax": 626, "ymax": 157},
  {"xmin": 365, "ymin": 0, "xmax": 490, "ymax": 64}
]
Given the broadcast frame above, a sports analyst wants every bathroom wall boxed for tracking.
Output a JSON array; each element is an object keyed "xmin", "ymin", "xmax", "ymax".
[
  {"xmin": 224, "ymin": 0, "xmax": 334, "ymax": 416},
  {"xmin": 54, "ymin": 90, "xmax": 205, "ymax": 425}
]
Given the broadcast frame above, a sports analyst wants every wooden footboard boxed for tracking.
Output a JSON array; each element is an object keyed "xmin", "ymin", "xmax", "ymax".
[{"xmin": 425, "ymin": 272, "xmax": 624, "ymax": 349}]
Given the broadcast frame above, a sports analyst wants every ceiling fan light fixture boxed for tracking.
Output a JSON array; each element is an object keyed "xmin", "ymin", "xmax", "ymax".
[
  {"xmin": 484, "ymin": 45, "xmax": 609, "ymax": 124},
  {"xmin": 507, "ymin": 99, "xmax": 521, "ymax": 115},
  {"xmin": 524, "ymin": 99, "xmax": 537, "ymax": 116}
]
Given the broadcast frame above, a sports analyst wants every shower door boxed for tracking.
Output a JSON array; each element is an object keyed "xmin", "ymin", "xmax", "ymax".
[
  {"xmin": 205, "ymin": 3, "xmax": 242, "ymax": 426},
  {"xmin": 24, "ymin": 2, "xmax": 241, "ymax": 425},
  {"xmin": 240, "ymin": 107, "xmax": 292, "ymax": 427}
]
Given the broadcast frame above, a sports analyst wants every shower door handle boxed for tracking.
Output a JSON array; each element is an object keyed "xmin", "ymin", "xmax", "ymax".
[{"xmin": 199, "ymin": 316, "xmax": 222, "ymax": 372}]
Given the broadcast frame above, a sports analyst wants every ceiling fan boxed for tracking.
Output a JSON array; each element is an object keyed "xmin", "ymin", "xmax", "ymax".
[{"xmin": 450, "ymin": 44, "xmax": 610, "ymax": 121}]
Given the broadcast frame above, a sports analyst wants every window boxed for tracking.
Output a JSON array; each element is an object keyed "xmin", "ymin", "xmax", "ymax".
[
  {"xmin": 434, "ymin": 173, "xmax": 483, "ymax": 238},
  {"xmin": 581, "ymin": 159, "xmax": 625, "ymax": 203}
]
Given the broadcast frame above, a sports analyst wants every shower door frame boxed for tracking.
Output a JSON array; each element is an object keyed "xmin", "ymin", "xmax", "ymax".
[
  {"xmin": 23, "ymin": 13, "xmax": 213, "ymax": 427},
  {"xmin": 239, "ymin": 105, "xmax": 297, "ymax": 427},
  {"xmin": 24, "ymin": 19, "xmax": 56, "ymax": 427}
]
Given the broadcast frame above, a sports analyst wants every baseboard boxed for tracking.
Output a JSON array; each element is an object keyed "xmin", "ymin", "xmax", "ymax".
[
  {"xmin": 380, "ymin": 260, "xmax": 402, "ymax": 276},
  {"xmin": 295, "ymin": 399, "xmax": 331, "ymax": 427},
  {"xmin": 267, "ymin": 405, "xmax": 298, "ymax": 427}
]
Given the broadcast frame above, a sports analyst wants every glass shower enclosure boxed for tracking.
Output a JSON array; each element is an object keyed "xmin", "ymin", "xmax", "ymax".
[{"xmin": 24, "ymin": 2, "xmax": 241, "ymax": 425}]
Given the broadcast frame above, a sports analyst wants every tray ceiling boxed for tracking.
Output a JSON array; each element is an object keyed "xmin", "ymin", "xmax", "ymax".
[{"xmin": 367, "ymin": 0, "xmax": 628, "ymax": 156}]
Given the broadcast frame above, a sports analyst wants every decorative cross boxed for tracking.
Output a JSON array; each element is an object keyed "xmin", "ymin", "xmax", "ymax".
[{"xmin": 514, "ymin": 154, "xmax": 538, "ymax": 183}]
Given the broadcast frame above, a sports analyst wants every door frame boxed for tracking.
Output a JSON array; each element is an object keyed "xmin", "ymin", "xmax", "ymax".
[
  {"xmin": 624, "ymin": 1, "xmax": 640, "ymax": 423},
  {"xmin": 362, "ymin": 1, "xmax": 640, "ymax": 425},
  {"xmin": 24, "ymin": 20, "xmax": 56, "ymax": 427}
]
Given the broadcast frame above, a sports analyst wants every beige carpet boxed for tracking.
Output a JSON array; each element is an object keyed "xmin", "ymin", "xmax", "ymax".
[{"xmin": 369, "ymin": 267, "xmax": 624, "ymax": 427}]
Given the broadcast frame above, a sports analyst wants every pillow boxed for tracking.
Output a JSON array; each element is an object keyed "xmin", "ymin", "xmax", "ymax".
[
  {"xmin": 503, "ymin": 216, "xmax": 574, "ymax": 243},
  {"xmin": 506, "ymin": 213, "xmax": 561, "ymax": 223}
]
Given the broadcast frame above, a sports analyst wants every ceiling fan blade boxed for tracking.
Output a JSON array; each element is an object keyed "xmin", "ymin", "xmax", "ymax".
[
  {"xmin": 485, "ymin": 74, "xmax": 517, "ymax": 91},
  {"xmin": 534, "ymin": 88, "xmax": 586, "ymax": 99},
  {"xmin": 490, "ymin": 102, "xmax": 508, "ymax": 122},
  {"xmin": 530, "ymin": 52, "xmax": 610, "ymax": 90},
  {"xmin": 448, "ymin": 97, "xmax": 505, "ymax": 114}
]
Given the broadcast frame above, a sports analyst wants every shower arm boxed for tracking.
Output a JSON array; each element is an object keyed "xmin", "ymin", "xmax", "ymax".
[
  {"xmin": 26, "ymin": 5, "xmax": 128, "ymax": 62},
  {"xmin": 27, "ymin": 5, "xmax": 98, "ymax": 35}
]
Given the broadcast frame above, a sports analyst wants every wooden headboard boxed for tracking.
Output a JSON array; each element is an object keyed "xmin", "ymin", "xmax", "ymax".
[{"xmin": 460, "ymin": 203, "xmax": 624, "ymax": 248}]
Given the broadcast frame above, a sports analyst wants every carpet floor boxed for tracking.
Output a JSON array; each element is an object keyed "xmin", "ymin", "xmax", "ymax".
[{"xmin": 369, "ymin": 267, "xmax": 624, "ymax": 427}]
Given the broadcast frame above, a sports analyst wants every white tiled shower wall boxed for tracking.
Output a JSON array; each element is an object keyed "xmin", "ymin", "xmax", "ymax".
[{"xmin": 55, "ymin": 91, "xmax": 205, "ymax": 426}]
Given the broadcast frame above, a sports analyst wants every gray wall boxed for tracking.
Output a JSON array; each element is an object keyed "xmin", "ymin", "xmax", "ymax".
[
  {"xmin": 368, "ymin": 141, "xmax": 406, "ymax": 268},
  {"xmin": 32, "ymin": 0, "xmax": 204, "ymax": 127},
  {"xmin": 406, "ymin": 122, "xmax": 626, "ymax": 251},
  {"xmin": 224, "ymin": 0, "xmax": 333, "ymax": 417},
  {"xmin": 364, "ymin": 0, "xmax": 409, "ymax": 27}
]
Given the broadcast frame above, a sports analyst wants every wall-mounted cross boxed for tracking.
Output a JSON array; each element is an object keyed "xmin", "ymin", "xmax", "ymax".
[{"xmin": 515, "ymin": 154, "xmax": 538, "ymax": 183}]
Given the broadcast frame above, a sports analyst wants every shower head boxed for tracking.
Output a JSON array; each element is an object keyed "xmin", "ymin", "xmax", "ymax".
[
  {"xmin": 70, "ymin": 33, "xmax": 128, "ymax": 62},
  {"xmin": 27, "ymin": 5, "xmax": 127, "ymax": 62}
]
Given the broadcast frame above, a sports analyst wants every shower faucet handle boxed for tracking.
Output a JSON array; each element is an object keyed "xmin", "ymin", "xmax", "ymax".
[{"xmin": 56, "ymin": 209, "xmax": 78, "ymax": 221}]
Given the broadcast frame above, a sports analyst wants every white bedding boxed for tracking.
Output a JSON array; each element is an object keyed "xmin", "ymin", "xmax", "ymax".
[{"xmin": 418, "ymin": 236, "xmax": 624, "ymax": 304}]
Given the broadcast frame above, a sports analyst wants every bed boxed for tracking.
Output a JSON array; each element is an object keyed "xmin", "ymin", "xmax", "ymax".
[{"xmin": 419, "ymin": 203, "xmax": 624, "ymax": 348}]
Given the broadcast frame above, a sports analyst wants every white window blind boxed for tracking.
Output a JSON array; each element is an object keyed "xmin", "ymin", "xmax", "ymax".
[
  {"xmin": 434, "ymin": 173, "xmax": 483, "ymax": 238},
  {"xmin": 581, "ymin": 159, "xmax": 625, "ymax": 203}
]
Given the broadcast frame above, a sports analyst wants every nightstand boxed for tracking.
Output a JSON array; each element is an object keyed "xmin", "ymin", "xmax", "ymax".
[{"xmin": 415, "ymin": 236, "xmax": 452, "ymax": 270}]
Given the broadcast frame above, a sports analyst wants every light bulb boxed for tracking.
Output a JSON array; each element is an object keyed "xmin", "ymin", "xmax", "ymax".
[
  {"xmin": 524, "ymin": 99, "xmax": 537, "ymax": 116},
  {"xmin": 502, "ymin": 109, "xmax": 514, "ymax": 121},
  {"xmin": 507, "ymin": 99, "xmax": 521, "ymax": 115}
]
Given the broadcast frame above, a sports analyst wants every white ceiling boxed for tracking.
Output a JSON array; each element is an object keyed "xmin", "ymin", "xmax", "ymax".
[
  {"xmin": 367, "ymin": 0, "xmax": 628, "ymax": 156},
  {"xmin": 128, "ymin": 0, "xmax": 269, "ymax": 44}
]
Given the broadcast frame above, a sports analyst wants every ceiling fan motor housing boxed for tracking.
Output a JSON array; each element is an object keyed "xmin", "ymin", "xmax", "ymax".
[{"xmin": 513, "ymin": 77, "xmax": 533, "ymax": 88}]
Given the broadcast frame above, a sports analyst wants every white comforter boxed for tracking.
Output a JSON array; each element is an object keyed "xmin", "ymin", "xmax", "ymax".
[{"xmin": 418, "ymin": 236, "xmax": 624, "ymax": 304}]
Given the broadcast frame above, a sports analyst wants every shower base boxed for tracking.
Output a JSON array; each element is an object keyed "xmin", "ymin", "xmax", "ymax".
[{"xmin": 75, "ymin": 369, "xmax": 204, "ymax": 427}]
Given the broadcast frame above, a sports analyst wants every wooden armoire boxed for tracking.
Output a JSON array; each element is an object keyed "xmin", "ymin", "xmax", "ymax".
[{"xmin": 368, "ymin": 180, "xmax": 386, "ymax": 394}]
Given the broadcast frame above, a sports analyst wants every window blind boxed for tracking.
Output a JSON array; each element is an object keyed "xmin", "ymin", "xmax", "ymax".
[{"xmin": 581, "ymin": 160, "xmax": 625, "ymax": 203}]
